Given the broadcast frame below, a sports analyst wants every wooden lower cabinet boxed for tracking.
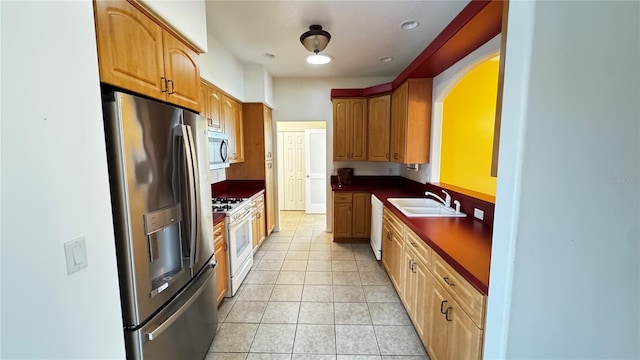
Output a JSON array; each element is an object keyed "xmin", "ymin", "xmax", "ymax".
[
  {"xmin": 333, "ymin": 201, "xmax": 352, "ymax": 238},
  {"xmin": 426, "ymin": 273, "xmax": 483, "ymax": 360},
  {"xmin": 382, "ymin": 208, "xmax": 403, "ymax": 290},
  {"xmin": 332, "ymin": 192, "xmax": 370, "ymax": 240},
  {"xmin": 213, "ymin": 222, "xmax": 228, "ymax": 306},
  {"xmin": 426, "ymin": 274, "xmax": 451, "ymax": 359},
  {"xmin": 381, "ymin": 204, "xmax": 485, "ymax": 360},
  {"xmin": 252, "ymin": 194, "xmax": 266, "ymax": 250}
]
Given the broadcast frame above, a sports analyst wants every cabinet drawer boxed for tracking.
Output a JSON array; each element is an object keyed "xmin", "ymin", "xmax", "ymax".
[
  {"xmin": 213, "ymin": 222, "xmax": 225, "ymax": 245},
  {"xmin": 383, "ymin": 207, "xmax": 404, "ymax": 237},
  {"xmin": 433, "ymin": 252, "xmax": 486, "ymax": 328},
  {"xmin": 404, "ymin": 228, "xmax": 431, "ymax": 270},
  {"xmin": 253, "ymin": 194, "xmax": 265, "ymax": 209},
  {"xmin": 334, "ymin": 193, "xmax": 353, "ymax": 203}
]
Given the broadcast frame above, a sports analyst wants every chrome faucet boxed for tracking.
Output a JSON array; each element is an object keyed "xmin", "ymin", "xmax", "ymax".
[{"xmin": 425, "ymin": 190, "xmax": 451, "ymax": 208}]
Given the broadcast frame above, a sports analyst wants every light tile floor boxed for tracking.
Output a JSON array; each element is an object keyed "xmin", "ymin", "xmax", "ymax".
[{"xmin": 207, "ymin": 211, "xmax": 429, "ymax": 360}]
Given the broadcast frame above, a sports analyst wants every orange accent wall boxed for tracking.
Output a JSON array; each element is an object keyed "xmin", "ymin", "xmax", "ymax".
[{"xmin": 441, "ymin": 59, "xmax": 499, "ymax": 196}]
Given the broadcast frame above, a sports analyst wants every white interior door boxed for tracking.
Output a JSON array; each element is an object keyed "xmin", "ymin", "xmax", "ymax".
[
  {"xmin": 305, "ymin": 129, "xmax": 326, "ymax": 214},
  {"xmin": 283, "ymin": 131, "xmax": 305, "ymax": 210}
]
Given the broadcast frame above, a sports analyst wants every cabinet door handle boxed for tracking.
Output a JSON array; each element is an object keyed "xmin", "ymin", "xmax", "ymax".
[
  {"xmin": 443, "ymin": 277, "xmax": 455, "ymax": 287},
  {"xmin": 161, "ymin": 77, "xmax": 168, "ymax": 92},
  {"xmin": 440, "ymin": 300, "xmax": 448, "ymax": 314},
  {"xmin": 387, "ymin": 231, "xmax": 392, "ymax": 240},
  {"xmin": 408, "ymin": 259, "xmax": 413, "ymax": 270},
  {"xmin": 411, "ymin": 260, "xmax": 416, "ymax": 273},
  {"xmin": 267, "ymin": 152, "xmax": 271, "ymax": 158},
  {"xmin": 167, "ymin": 79, "xmax": 175, "ymax": 94},
  {"xmin": 445, "ymin": 307, "xmax": 453, "ymax": 321},
  {"xmin": 224, "ymin": 242, "xmax": 228, "ymax": 251},
  {"xmin": 385, "ymin": 152, "xmax": 389, "ymax": 159},
  {"xmin": 410, "ymin": 241, "xmax": 417, "ymax": 247}
]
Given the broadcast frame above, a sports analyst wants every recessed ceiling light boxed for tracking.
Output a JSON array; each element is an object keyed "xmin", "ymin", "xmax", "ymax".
[
  {"xmin": 379, "ymin": 56, "xmax": 393, "ymax": 63},
  {"xmin": 400, "ymin": 20, "xmax": 419, "ymax": 30},
  {"xmin": 263, "ymin": 53, "xmax": 276, "ymax": 59},
  {"xmin": 306, "ymin": 54, "xmax": 331, "ymax": 65}
]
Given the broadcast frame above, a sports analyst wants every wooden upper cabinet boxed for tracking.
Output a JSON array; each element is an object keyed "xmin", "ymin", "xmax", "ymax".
[
  {"xmin": 350, "ymin": 99, "xmax": 368, "ymax": 161},
  {"xmin": 367, "ymin": 95, "xmax": 391, "ymax": 161},
  {"xmin": 221, "ymin": 95, "xmax": 238, "ymax": 162},
  {"xmin": 209, "ymin": 89, "xmax": 223, "ymax": 132},
  {"xmin": 232, "ymin": 101, "xmax": 244, "ymax": 162},
  {"xmin": 221, "ymin": 96, "xmax": 243, "ymax": 163},
  {"xmin": 162, "ymin": 31, "xmax": 199, "ymax": 110},
  {"xmin": 332, "ymin": 98, "xmax": 367, "ymax": 161},
  {"xmin": 94, "ymin": 0, "xmax": 165, "ymax": 100},
  {"xmin": 198, "ymin": 84, "xmax": 208, "ymax": 118},
  {"xmin": 390, "ymin": 79, "xmax": 432, "ymax": 164},
  {"xmin": 200, "ymin": 80, "xmax": 224, "ymax": 132},
  {"xmin": 333, "ymin": 99, "xmax": 350, "ymax": 161},
  {"xmin": 94, "ymin": 0, "xmax": 200, "ymax": 112}
]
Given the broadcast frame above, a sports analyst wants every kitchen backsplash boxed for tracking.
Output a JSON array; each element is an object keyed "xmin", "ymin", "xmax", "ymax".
[
  {"xmin": 209, "ymin": 168, "xmax": 226, "ymax": 184},
  {"xmin": 400, "ymin": 163, "xmax": 432, "ymax": 184},
  {"xmin": 332, "ymin": 161, "xmax": 403, "ymax": 176}
]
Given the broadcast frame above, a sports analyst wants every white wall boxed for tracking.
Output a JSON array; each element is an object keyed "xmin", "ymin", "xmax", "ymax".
[
  {"xmin": 273, "ymin": 76, "xmax": 393, "ymax": 177},
  {"xmin": 0, "ymin": 1, "xmax": 125, "ymax": 358},
  {"xmin": 399, "ymin": 35, "xmax": 501, "ymax": 185},
  {"xmin": 485, "ymin": 1, "xmax": 640, "ymax": 358},
  {"xmin": 139, "ymin": 0, "xmax": 208, "ymax": 52},
  {"xmin": 244, "ymin": 64, "xmax": 274, "ymax": 108},
  {"xmin": 200, "ymin": 33, "xmax": 245, "ymax": 101},
  {"xmin": 273, "ymin": 77, "xmax": 393, "ymax": 231}
]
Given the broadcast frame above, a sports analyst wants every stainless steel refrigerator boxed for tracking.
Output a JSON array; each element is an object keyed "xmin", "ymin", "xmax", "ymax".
[{"xmin": 102, "ymin": 90, "xmax": 217, "ymax": 360}]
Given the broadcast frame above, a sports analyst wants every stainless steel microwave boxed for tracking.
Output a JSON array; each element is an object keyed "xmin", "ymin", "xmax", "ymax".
[{"xmin": 208, "ymin": 130, "xmax": 229, "ymax": 169}]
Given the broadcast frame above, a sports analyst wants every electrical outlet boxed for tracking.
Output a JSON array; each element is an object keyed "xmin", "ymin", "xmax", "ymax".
[
  {"xmin": 473, "ymin": 208, "xmax": 484, "ymax": 221},
  {"xmin": 388, "ymin": 167, "xmax": 392, "ymax": 175}
]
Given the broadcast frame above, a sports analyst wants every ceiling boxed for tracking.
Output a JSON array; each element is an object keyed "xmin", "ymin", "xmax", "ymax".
[{"xmin": 204, "ymin": 1, "xmax": 471, "ymax": 78}]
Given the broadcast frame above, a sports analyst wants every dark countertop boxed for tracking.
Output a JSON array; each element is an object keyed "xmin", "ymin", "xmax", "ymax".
[
  {"xmin": 332, "ymin": 180, "xmax": 492, "ymax": 295},
  {"xmin": 210, "ymin": 180, "xmax": 265, "ymax": 226},
  {"xmin": 213, "ymin": 213, "xmax": 225, "ymax": 226}
]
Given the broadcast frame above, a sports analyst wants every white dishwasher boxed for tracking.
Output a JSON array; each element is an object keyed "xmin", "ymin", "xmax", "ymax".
[{"xmin": 370, "ymin": 195, "xmax": 383, "ymax": 260}]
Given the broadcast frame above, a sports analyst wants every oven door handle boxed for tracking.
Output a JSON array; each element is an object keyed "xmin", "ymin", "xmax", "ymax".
[{"xmin": 229, "ymin": 211, "xmax": 252, "ymax": 229}]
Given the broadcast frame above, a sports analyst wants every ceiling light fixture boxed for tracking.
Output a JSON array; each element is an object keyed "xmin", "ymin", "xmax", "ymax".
[
  {"xmin": 400, "ymin": 20, "xmax": 419, "ymax": 30},
  {"xmin": 379, "ymin": 56, "xmax": 393, "ymax": 63},
  {"xmin": 300, "ymin": 25, "xmax": 332, "ymax": 64},
  {"xmin": 263, "ymin": 53, "xmax": 276, "ymax": 59},
  {"xmin": 306, "ymin": 54, "xmax": 332, "ymax": 65}
]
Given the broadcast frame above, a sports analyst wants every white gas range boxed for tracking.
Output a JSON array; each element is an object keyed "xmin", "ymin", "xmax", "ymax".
[{"xmin": 212, "ymin": 197, "xmax": 253, "ymax": 296}]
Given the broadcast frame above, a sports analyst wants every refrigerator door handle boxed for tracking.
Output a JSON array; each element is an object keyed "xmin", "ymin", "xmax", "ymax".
[
  {"xmin": 177, "ymin": 124, "xmax": 198, "ymax": 268},
  {"xmin": 184, "ymin": 125, "xmax": 202, "ymax": 270},
  {"xmin": 144, "ymin": 262, "xmax": 216, "ymax": 341}
]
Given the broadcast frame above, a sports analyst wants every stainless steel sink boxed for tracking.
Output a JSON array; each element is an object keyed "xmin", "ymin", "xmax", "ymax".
[{"xmin": 387, "ymin": 198, "xmax": 467, "ymax": 218}]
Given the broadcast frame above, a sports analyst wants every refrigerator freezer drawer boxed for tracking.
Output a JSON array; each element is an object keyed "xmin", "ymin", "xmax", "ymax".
[{"xmin": 126, "ymin": 262, "xmax": 218, "ymax": 360}]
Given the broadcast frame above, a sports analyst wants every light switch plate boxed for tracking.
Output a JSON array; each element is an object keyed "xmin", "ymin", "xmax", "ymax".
[
  {"xmin": 473, "ymin": 208, "xmax": 485, "ymax": 221},
  {"xmin": 64, "ymin": 237, "xmax": 88, "ymax": 275}
]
